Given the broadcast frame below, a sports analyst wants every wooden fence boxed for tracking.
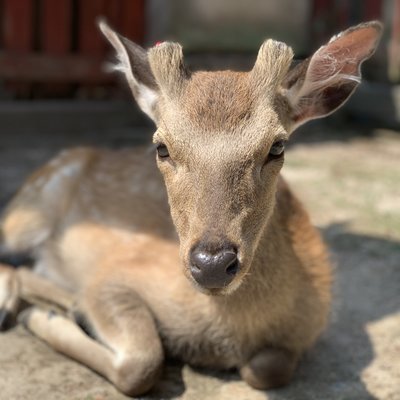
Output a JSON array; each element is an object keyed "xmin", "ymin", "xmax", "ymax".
[{"xmin": 0, "ymin": 0, "xmax": 145, "ymax": 97}]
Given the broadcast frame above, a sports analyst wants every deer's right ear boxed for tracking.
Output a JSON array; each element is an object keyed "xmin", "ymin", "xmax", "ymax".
[
  {"xmin": 99, "ymin": 19, "xmax": 159, "ymax": 122},
  {"xmin": 282, "ymin": 21, "xmax": 382, "ymax": 131}
]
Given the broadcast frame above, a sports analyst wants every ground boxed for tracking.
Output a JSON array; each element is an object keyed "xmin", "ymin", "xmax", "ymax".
[{"xmin": 0, "ymin": 105, "xmax": 399, "ymax": 400}]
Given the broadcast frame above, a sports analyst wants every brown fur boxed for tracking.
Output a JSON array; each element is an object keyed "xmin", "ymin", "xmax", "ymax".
[{"xmin": 0, "ymin": 21, "xmax": 382, "ymax": 395}]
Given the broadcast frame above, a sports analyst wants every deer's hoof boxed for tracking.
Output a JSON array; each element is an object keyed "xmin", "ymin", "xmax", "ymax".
[
  {"xmin": 240, "ymin": 347, "xmax": 298, "ymax": 390},
  {"xmin": 0, "ymin": 265, "xmax": 19, "ymax": 331},
  {"xmin": 0, "ymin": 309, "xmax": 15, "ymax": 331}
]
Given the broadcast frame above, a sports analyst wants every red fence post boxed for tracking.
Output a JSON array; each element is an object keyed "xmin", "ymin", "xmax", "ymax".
[
  {"xmin": 3, "ymin": 0, "xmax": 33, "ymax": 51},
  {"xmin": 41, "ymin": 0, "xmax": 72, "ymax": 54},
  {"xmin": 0, "ymin": 0, "xmax": 147, "ymax": 97},
  {"xmin": 2, "ymin": 0, "xmax": 34, "ymax": 96}
]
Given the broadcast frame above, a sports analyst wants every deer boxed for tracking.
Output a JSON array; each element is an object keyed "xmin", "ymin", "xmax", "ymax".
[{"xmin": 0, "ymin": 21, "xmax": 382, "ymax": 396}]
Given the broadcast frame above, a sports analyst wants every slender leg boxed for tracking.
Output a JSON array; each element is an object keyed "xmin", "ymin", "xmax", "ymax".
[
  {"xmin": 240, "ymin": 347, "xmax": 299, "ymax": 390},
  {"xmin": 22, "ymin": 278, "xmax": 164, "ymax": 396},
  {"xmin": 0, "ymin": 264, "xmax": 76, "ymax": 331},
  {"xmin": 21, "ymin": 307, "xmax": 114, "ymax": 375},
  {"xmin": 1, "ymin": 265, "xmax": 164, "ymax": 395},
  {"xmin": 17, "ymin": 268, "xmax": 75, "ymax": 311}
]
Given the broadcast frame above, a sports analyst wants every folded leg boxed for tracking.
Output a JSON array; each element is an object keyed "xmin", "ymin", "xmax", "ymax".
[
  {"xmin": 0, "ymin": 263, "xmax": 76, "ymax": 331},
  {"xmin": 17, "ymin": 267, "xmax": 75, "ymax": 310},
  {"xmin": 22, "ymin": 277, "xmax": 164, "ymax": 396}
]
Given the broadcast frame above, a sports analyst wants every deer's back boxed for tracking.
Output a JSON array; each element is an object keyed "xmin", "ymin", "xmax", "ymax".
[{"xmin": 1, "ymin": 146, "xmax": 176, "ymax": 288}]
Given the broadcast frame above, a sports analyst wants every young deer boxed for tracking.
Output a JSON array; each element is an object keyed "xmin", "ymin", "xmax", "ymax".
[{"xmin": 0, "ymin": 21, "xmax": 381, "ymax": 396}]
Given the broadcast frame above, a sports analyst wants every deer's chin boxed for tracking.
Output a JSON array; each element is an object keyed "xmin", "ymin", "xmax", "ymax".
[{"xmin": 186, "ymin": 274, "xmax": 244, "ymax": 297}]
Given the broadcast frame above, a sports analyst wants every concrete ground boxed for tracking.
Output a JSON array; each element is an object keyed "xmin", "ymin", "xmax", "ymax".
[{"xmin": 0, "ymin": 103, "xmax": 399, "ymax": 400}]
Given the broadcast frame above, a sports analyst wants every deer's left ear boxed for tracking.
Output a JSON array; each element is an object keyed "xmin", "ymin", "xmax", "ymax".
[
  {"xmin": 282, "ymin": 21, "xmax": 383, "ymax": 131},
  {"xmin": 99, "ymin": 19, "xmax": 159, "ymax": 122}
]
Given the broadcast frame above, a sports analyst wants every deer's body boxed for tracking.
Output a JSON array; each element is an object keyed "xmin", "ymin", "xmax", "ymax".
[
  {"xmin": 0, "ymin": 21, "xmax": 381, "ymax": 396},
  {"xmin": 2, "ymin": 146, "xmax": 330, "ymax": 367}
]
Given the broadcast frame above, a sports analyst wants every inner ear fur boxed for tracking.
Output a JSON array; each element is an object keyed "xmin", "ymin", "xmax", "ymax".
[
  {"xmin": 99, "ymin": 19, "xmax": 191, "ymax": 121},
  {"xmin": 282, "ymin": 21, "xmax": 383, "ymax": 130}
]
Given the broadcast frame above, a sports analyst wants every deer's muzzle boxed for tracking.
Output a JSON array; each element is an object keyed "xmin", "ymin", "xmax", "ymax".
[{"xmin": 189, "ymin": 242, "xmax": 240, "ymax": 289}]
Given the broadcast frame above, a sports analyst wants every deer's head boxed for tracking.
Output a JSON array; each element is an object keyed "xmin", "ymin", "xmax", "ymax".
[{"xmin": 100, "ymin": 21, "xmax": 381, "ymax": 295}]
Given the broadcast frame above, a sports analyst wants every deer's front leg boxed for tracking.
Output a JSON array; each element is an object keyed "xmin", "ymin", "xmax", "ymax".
[
  {"xmin": 21, "ymin": 280, "xmax": 164, "ymax": 396},
  {"xmin": 0, "ymin": 264, "xmax": 20, "ymax": 331},
  {"xmin": 240, "ymin": 347, "xmax": 299, "ymax": 390},
  {"xmin": 1, "ymin": 265, "xmax": 75, "ymax": 330}
]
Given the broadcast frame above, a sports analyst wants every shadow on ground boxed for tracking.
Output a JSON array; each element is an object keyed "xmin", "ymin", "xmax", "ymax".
[{"xmin": 284, "ymin": 223, "xmax": 399, "ymax": 400}]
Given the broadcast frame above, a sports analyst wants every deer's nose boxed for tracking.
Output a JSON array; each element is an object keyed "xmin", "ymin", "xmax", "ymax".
[{"xmin": 190, "ymin": 244, "xmax": 240, "ymax": 289}]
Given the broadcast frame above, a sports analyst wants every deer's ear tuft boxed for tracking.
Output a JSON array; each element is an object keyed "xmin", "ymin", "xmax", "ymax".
[
  {"xmin": 252, "ymin": 39, "xmax": 294, "ymax": 93},
  {"xmin": 148, "ymin": 41, "xmax": 190, "ymax": 99}
]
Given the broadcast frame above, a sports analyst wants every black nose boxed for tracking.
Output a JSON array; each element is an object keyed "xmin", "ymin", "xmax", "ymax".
[{"xmin": 190, "ymin": 244, "xmax": 240, "ymax": 289}]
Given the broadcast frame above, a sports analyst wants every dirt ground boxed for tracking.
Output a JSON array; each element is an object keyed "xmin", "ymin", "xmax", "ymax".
[{"xmin": 0, "ymin": 111, "xmax": 399, "ymax": 400}]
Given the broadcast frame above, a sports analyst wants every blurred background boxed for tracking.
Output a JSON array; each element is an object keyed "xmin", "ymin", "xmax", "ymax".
[{"xmin": 0, "ymin": 0, "xmax": 398, "ymax": 118}]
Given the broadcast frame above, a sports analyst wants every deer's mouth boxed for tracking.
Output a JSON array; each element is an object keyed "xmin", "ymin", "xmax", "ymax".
[{"xmin": 189, "ymin": 273, "xmax": 245, "ymax": 296}]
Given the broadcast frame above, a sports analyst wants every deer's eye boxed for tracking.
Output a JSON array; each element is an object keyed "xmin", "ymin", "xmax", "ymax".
[
  {"xmin": 156, "ymin": 143, "xmax": 169, "ymax": 159},
  {"xmin": 267, "ymin": 140, "xmax": 285, "ymax": 162}
]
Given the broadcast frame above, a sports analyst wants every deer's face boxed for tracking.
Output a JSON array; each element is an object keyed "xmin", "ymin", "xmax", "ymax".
[
  {"xmin": 100, "ymin": 20, "xmax": 382, "ymax": 295},
  {"xmin": 154, "ymin": 71, "xmax": 289, "ymax": 294}
]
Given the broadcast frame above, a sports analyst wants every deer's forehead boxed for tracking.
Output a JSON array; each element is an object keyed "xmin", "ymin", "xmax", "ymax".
[
  {"xmin": 180, "ymin": 71, "xmax": 258, "ymax": 131},
  {"xmin": 158, "ymin": 70, "xmax": 284, "ymax": 138},
  {"xmin": 156, "ymin": 70, "xmax": 288, "ymax": 158}
]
